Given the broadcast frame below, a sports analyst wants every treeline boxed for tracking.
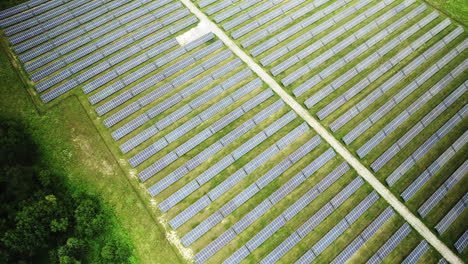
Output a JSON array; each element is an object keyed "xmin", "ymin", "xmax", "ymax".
[{"xmin": 0, "ymin": 118, "xmax": 132, "ymax": 263}]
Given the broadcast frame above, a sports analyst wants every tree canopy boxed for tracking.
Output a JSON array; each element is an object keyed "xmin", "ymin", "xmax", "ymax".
[{"xmin": 0, "ymin": 118, "xmax": 132, "ymax": 263}]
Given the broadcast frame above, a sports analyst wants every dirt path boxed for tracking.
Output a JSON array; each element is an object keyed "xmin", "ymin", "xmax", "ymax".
[{"xmin": 179, "ymin": 0, "xmax": 463, "ymax": 263}]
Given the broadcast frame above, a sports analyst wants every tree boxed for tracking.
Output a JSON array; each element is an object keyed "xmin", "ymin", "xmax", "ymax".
[
  {"xmin": 57, "ymin": 237, "xmax": 86, "ymax": 259},
  {"xmin": 1, "ymin": 195, "xmax": 70, "ymax": 256},
  {"xmin": 0, "ymin": 118, "xmax": 133, "ymax": 263},
  {"xmin": 0, "ymin": 119, "xmax": 37, "ymax": 166},
  {"xmin": 59, "ymin": 255, "xmax": 81, "ymax": 264},
  {"xmin": 100, "ymin": 239, "xmax": 131, "ymax": 264},
  {"xmin": 74, "ymin": 197, "xmax": 107, "ymax": 238}
]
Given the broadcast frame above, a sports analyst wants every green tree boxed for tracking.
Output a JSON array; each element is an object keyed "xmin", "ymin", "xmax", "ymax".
[
  {"xmin": 58, "ymin": 237, "xmax": 86, "ymax": 259},
  {"xmin": 1, "ymin": 195, "xmax": 70, "ymax": 256},
  {"xmin": 100, "ymin": 239, "xmax": 131, "ymax": 264},
  {"xmin": 74, "ymin": 197, "xmax": 107, "ymax": 238}
]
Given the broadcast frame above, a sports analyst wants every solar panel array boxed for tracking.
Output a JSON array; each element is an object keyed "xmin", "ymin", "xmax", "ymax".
[
  {"xmin": 224, "ymin": 163, "xmax": 358, "ymax": 264},
  {"xmin": 330, "ymin": 207, "xmax": 395, "ymax": 264},
  {"xmin": 294, "ymin": 191, "xmax": 379, "ymax": 263},
  {"xmin": 417, "ymin": 160, "xmax": 468, "ymax": 217},
  {"xmin": 194, "ymin": 0, "xmax": 467, "ymax": 258},
  {"xmin": 1, "ymin": 0, "xmax": 465, "ymax": 263},
  {"xmin": 0, "ymin": 0, "xmax": 201, "ymax": 102},
  {"xmin": 367, "ymin": 223, "xmax": 413, "ymax": 263}
]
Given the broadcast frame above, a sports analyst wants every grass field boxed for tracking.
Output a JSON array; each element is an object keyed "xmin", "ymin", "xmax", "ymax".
[{"xmin": 0, "ymin": 0, "xmax": 466, "ymax": 263}]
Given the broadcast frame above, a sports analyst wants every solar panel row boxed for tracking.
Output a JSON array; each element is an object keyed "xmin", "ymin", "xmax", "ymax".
[
  {"xmin": 159, "ymin": 108, "xmax": 298, "ymax": 212},
  {"xmin": 314, "ymin": 6, "xmax": 435, "ymax": 115},
  {"xmin": 399, "ymin": 120, "xmax": 466, "ymax": 202},
  {"xmin": 342, "ymin": 21, "xmax": 457, "ymax": 146},
  {"xmin": 160, "ymin": 95, "xmax": 298, "ymax": 211},
  {"xmin": 299, "ymin": 192, "xmax": 379, "ymax": 263},
  {"xmin": 257, "ymin": 0, "xmax": 355, "ymax": 65},
  {"xmin": 358, "ymin": 78, "xmax": 466, "ymax": 159},
  {"xmin": 402, "ymin": 240, "xmax": 430, "ymax": 264},
  {"xmin": 102, "ymin": 41, "xmax": 221, "ymax": 128},
  {"xmin": 386, "ymin": 88, "xmax": 467, "ymax": 185},
  {"xmin": 281, "ymin": 0, "xmax": 412, "ymax": 87},
  {"xmin": 367, "ymin": 223, "xmax": 412, "ymax": 263},
  {"xmin": 112, "ymin": 58, "xmax": 242, "ymax": 141},
  {"xmin": 94, "ymin": 39, "xmax": 219, "ymax": 114},
  {"xmin": 41, "ymin": 14, "xmax": 199, "ymax": 103},
  {"xmin": 434, "ymin": 193, "xmax": 467, "ymax": 234},
  {"xmin": 454, "ymin": 231, "xmax": 468, "ymax": 253},
  {"xmin": 0, "ymin": 0, "xmax": 64, "ymax": 28},
  {"xmin": 194, "ymin": 154, "xmax": 346, "ymax": 264},
  {"xmin": 0, "ymin": 0, "xmax": 47, "ymax": 21},
  {"xmin": 225, "ymin": 161, "xmax": 353, "ymax": 264},
  {"xmin": 331, "ymin": 207, "xmax": 395, "ymax": 264},
  {"xmin": 373, "ymin": 98, "xmax": 467, "ymax": 175},
  {"xmin": 170, "ymin": 121, "xmax": 308, "ymax": 230},
  {"xmin": 328, "ymin": 13, "xmax": 447, "ymax": 132},
  {"xmin": 230, "ymin": 0, "xmax": 305, "ymax": 40},
  {"xmin": 16, "ymin": 0, "xmax": 171, "ymax": 60},
  {"xmin": 119, "ymin": 60, "xmax": 246, "ymax": 155},
  {"xmin": 148, "ymin": 97, "xmax": 283, "ymax": 197},
  {"xmin": 134, "ymin": 71, "xmax": 257, "ymax": 172}
]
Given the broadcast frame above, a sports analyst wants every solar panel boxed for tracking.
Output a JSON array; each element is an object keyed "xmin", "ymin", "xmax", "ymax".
[
  {"xmin": 244, "ymin": 145, "xmax": 280, "ymax": 174},
  {"xmin": 165, "ymin": 117, "xmax": 202, "ymax": 143},
  {"xmin": 147, "ymin": 166, "xmax": 188, "ymax": 198},
  {"xmin": 220, "ymin": 184, "xmax": 259, "ymax": 216},
  {"xmin": 368, "ymin": 223, "xmax": 412, "ymax": 263},
  {"xmin": 288, "ymin": 135, "xmax": 322, "ymax": 163},
  {"xmin": 170, "ymin": 195, "xmax": 211, "ymax": 229},
  {"xmin": 297, "ymin": 202, "xmax": 334, "ymax": 239},
  {"xmin": 196, "ymin": 155, "xmax": 235, "ymax": 185},
  {"xmin": 175, "ymin": 128, "xmax": 213, "ymax": 156},
  {"xmin": 159, "ymin": 179, "xmax": 200, "ymax": 213},
  {"xmin": 302, "ymin": 148, "xmax": 335, "ymax": 177},
  {"xmin": 330, "ymin": 177, "xmax": 364, "ymax": 209},
  {"xmin": 304, "ymin": 86, "xmax": 333, "ymax": 109},
  {"xmin": 103, "ymin": 101, "xmax": 140, "ymax": 128},
  {"xmin": 283, "ymin": 188, "xmax": 320, "ymax": 221},
  {"xmin": 264, "ymin": 111, "xmax": 296, "ymax": 136},
  {"xmin": 435, "ymin": 194, "xmax": 467, "ymax": 234},
  {"xmin": 231, "ymin": 79, "xmax": 261, "ymax": 101},
  {"xmin": 256, "ymin": 159, "xmax": 293, "ymax": 189},
  {"xmin": 242, "ymin": 89, "xmax": 274, "ymax": 113},
  {"xmin": 402, "ymin": 240, "xmax": 430, "ymax": 264},
  {"xmin": 134, "ymin": 141, "xmax": 174, "ymax": 172},
  {"xmin": 194, "ymin": 228, "xmax": 236, "ymax": 264},
  {"xmin": 208, "ymin": 170, "xmax": 247, "ymax": 202},
  {"xmin": 269, "ymin": 173, "xmax": 306, "ymax": 204},
  {"xmin": 454, "ymin": 231, "xmax": 468, "ymax": 253},
  {"xmin": 182, "ymin": 212, "xmax": 223, "ymax": 246},
  {"xmin": 233, "ymin": 199, "xmax": 273, "ymax": 234},
  {"xmin": 244, "ymin": 216, "xmax": 286, "ymax": 253},
  {"xmin": 260, "ymin": 232, "xmax": 301, "ymax": 264},
  {"xmin": 223, "ymin": 246, "xmax": 250, "ymax": 264},
  {"xmin": 331, "ymin": 207, "xmax": 394, "ymax": 264},
  {"xmin": 231, "ymin": 132, "xmax": 267, "ymax": 160}
]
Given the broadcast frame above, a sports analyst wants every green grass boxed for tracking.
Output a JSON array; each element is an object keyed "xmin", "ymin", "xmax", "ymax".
[
  {"xmin": 0, "ymin": 37, "xmax": 183, "ymax": 264},
  {"xmin": 422, "ymin": 0, "xmax": 468, "ymax": 27}
]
